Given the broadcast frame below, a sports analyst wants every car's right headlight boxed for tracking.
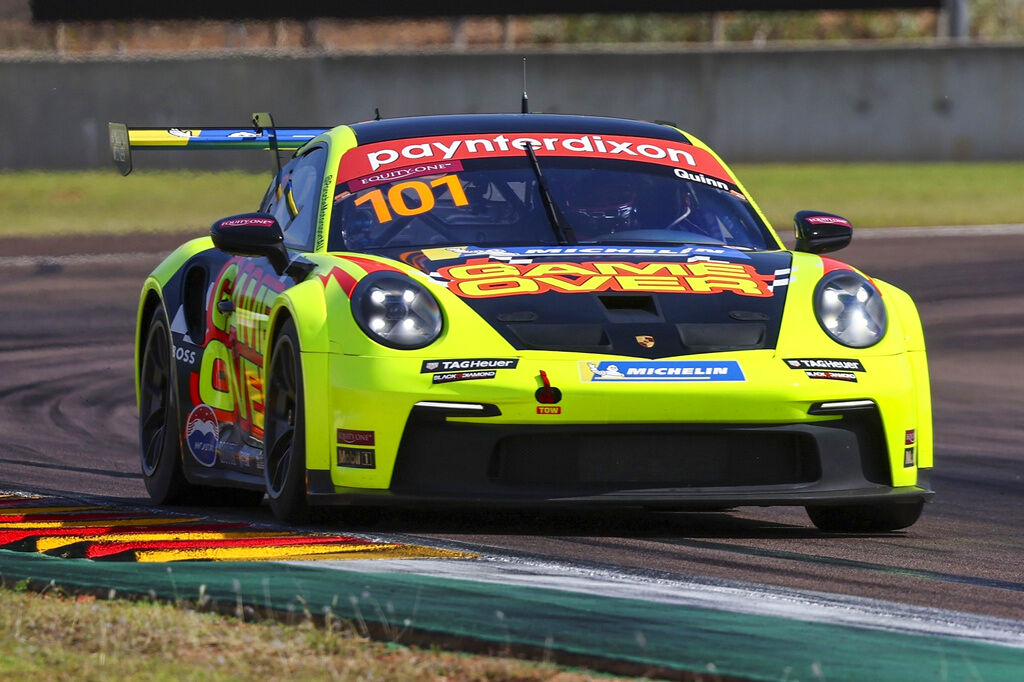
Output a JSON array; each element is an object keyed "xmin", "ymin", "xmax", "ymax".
[
  {"xmin": 813, "ymin": 270, "xmax": 887, "ymax": 348},
  {"xmin": 351, "ymin": 272, "xmax": 443, "ymax": 349}
]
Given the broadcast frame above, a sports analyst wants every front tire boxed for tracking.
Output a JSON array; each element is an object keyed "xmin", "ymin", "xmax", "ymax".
[
  {"xmin": 806, "ymin": 500, "xmax": 924, "ymax": 533},
  {"xmin": 264, "ymin": 318, "xmax": 310, "ymax": 524},
  {"xmin": 138, "ymin": 307, "xmax": 194, "ymax": 503}
]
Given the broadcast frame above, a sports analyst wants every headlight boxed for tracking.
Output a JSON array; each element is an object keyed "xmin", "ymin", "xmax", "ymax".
[
  {"xmin": 813, "ymin": 270, "xmax": 886, "ymax": 348},
  {"xmin": 351, "ymin": 272, "xmax": 443, "ymax": 349}
]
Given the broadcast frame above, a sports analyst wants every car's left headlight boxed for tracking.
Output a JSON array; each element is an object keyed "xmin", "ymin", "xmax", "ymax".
[
  {"xmin": 813, "ymin": 270, "xmax": 887, "ymax": 348},
  {"xmin": 351, "ymin": 272, "xmax": 443, "ymax": 349}
]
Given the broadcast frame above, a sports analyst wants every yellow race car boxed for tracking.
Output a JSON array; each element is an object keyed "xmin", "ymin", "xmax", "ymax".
[{"xmin": 118, "ymin": 112, "xmax": 932, "ymax": 530}]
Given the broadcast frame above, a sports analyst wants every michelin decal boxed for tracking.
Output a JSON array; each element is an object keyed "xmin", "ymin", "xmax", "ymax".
[{"xmin": 581, "ymin": 360, "xmax": 745, "ymax": 382}]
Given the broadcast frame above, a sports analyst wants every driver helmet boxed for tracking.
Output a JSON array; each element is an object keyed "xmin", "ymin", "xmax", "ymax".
[
  {"xmin": 343, "ymin": 202, "xmax": 378, "ymax": 250},
  {"xmin": 565, "ymin": 173, "xmax": 640, "ymax": 237},
  {"xmin": 671, "ymin": 183, "xmax": 725, "ymax": 241}
]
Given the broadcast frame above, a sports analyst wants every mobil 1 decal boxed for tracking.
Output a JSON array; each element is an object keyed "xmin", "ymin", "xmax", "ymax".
[{"xmin": 784, "ymin": 358, "xmax": 865, "ymax": 383}]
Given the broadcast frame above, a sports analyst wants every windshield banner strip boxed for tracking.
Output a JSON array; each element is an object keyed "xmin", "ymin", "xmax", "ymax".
[{"xmin": 337, "ymin": 133, "xmax": 734, "ymax": 186}]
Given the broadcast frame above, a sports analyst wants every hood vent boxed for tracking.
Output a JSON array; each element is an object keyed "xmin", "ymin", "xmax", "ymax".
[
  {"xmin": 677, "ymin": 323, "xmax": 766, "ymax": 353},
  {"xmin": 508, "ymin": 323, "xmax": 612, "ymax": 353},
  {"xmin": 597, "ymin": 294, "xmax": 661, "ymax": 322}
]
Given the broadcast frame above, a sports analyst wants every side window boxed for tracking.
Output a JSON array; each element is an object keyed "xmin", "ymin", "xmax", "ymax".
[{"xmin": 259, "ymin": 147, "xmax": 327, "ymax": 251}]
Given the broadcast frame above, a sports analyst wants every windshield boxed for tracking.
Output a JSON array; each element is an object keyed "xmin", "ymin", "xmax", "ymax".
[{"xmin": 328, "ymin": 142, "xmax": 775, "ymax": 253}]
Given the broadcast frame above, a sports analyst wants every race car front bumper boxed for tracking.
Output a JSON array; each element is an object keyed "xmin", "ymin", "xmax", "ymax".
[{"xmin": 306, "ymin": 347, "xmax": 934, "ymax": 508}]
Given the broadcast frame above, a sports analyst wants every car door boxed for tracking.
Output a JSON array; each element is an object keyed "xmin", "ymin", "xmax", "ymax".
[{"xmin": 212, "ymin": 146, "xmax": 327, "ymax": 443}]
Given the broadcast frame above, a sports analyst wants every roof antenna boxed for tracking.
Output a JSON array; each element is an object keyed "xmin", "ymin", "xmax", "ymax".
[
  {"xmin": 521, "ymin": 57, "xmax": 529, "ymax": 114},
  {"xmin": 374, "ymin": 107, "xmax": 382, "ymax": 121}
]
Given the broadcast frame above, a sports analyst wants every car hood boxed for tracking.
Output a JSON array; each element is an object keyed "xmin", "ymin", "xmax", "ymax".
[{"xmin": 388, "ymin": 245, "xmax": 792, "ymax": 359}]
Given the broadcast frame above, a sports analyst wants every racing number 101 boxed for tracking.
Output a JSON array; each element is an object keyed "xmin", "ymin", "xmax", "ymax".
[{"xmin": 354, "ymin": 174, "xmax": 468, "ymax": 223}]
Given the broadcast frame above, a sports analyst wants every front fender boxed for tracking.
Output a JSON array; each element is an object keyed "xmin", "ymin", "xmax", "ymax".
[{"xmin": 265, "ymin": 277, "xmax": 332, "ymax": 471}]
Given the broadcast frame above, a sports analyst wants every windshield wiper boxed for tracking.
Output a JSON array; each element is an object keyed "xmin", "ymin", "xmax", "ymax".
[{"xmin": 524, "ymin": 145, "xmax": 577, "ymax": 245}]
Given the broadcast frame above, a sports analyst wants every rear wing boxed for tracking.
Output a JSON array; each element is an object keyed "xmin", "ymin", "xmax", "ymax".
[{"xmin": 108, "ymin": 112, "xmax": 329, "ymax": 176}]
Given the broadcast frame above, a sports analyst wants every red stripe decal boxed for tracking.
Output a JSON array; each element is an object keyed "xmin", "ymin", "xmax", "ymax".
[
  {"xmin": 318, "ymin": 257, "xmax": 404, "ymax": 298},
  {"xmin": 339, "ymin": 255, "xmax": 401, "ymax": 274},
  {"xmin": 0, "ymin": 522, "xmax": 247, "ymax": 545},
  {"xmin": 820, "ymin": 256, "xmax": 854, "ymax": 275},
  {"xmin": 317, "ymin": 267, "xmax": 359, "ymax": 297},
  {"xmin": 84, "ymin": 534, "xmax": 369, "ymax": 558},
  {"xmin": 0, "ymin": 530, "xmax": 40, "ymax": 546},
  {"xmin": 819, "ymin": 256, "xmax": 882, "ymax": 295}
]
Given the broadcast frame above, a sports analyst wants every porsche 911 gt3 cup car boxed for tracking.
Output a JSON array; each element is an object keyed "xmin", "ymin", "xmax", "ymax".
[{"xmin": 115, "ymin": 112, "xmax": 932, "ymax": 530}]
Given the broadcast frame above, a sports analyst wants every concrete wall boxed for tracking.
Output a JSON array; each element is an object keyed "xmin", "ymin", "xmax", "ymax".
[{"xmin": 3, "ymin": 44, "xmax": 1023, "ymax": 169}]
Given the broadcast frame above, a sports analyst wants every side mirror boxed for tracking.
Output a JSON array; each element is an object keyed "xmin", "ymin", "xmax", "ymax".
[
  {"xmin": 210, "ymin": 213, "xmax": 289, "ymax": 274},
  {"xmin": 793, "ymin": 211, "xmax": 852, "ymax": 254}
]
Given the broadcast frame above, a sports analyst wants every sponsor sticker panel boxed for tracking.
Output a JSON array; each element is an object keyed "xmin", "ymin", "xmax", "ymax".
[
  {"xmin": 420, "ymin": 358, "xmax": 518, "ymax": 373},
  {"xmin": 348, "ymin": 161, "xmax": 464, "ymax": 192},
  {"xmin": 784, "ymin": 358, "xmax": 865, "ymax": 372},
  {"xmin": 805, "ymin": 215, "xmax": 852, "ymax": 227},
  {"xmin": 436, "ymin": 259, "xmax": 775, "ymax": 299},
  {"xmin": 419, "ymin": 245, "xmax": 752, "ymax": 262},
  {"xmin": 217, "ymin": 216, "xmax": 277, "ymax": 228},
  {"xmin": 337, "ymin": 429, "xmax": 375, "ymax": 446},
  {"xmin": 581, "ymin": 360, "xmax": 746, "ymax": 382},
  {"xmin": 338, "ymin": 447, "xmax": 376, "ymax": 469},
  {"xmin": 805, "ymin": 370, "xmax": 858, "ymax": 383},
  {"xmin": 184, "ymin": 404, "xmax": 218, "ymax": 467},
  {"xmin": 338, "ymin": 133, "xmax": 734, "ymax": 183},
  {"xmin": 432, "ymin": 370, "xmax": 497, "ymax": 384}
]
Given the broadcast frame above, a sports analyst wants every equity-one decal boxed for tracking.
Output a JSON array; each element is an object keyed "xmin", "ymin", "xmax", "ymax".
[
  {"xmin": 436, "ymin": 258, "xmax": 774, "ymax": 298},
  {"xmin": 338, "ymin": 133, "xmax": 733, "ymax": 184},
  {"xmin": 189, "ymin": 258, "xmax": 287, "ymax": 439}
]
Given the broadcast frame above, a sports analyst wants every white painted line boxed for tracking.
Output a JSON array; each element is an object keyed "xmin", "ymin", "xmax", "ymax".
[{"xmin": 293, "ymin": 556, "xmax": 1024, "ymax": 649}]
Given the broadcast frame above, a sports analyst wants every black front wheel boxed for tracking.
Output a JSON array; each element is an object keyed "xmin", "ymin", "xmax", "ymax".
[
  {"xmin": 806, "ymin": 499, "xmax": 924, "ymax": 533},
  {"xmin": 263, "ymin": 318, "xmax": 310, "ymax": 523},
  {"xmin": 138, "ymin": 308, "xmax": 194, "ymax": 503}
]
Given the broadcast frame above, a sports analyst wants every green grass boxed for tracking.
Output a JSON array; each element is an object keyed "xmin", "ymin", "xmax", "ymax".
[
  {"xmin": 1, "ymin": 164, "xmax": 1022, "ymax": 239},
  {"xmin": 0, "ymin": 170, "xmax": 269, "ymax": 238},
  {"xmin": 735, "ymin": 162, "xmax": 1024, "ymax": 229},
  {"xmin": 0, "ymin": 586, "xmax": 617, "ymax": 681}
]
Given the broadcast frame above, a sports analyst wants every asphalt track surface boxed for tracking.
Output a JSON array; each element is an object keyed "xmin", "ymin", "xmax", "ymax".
[{"xmin": 1, "ymin": 229, "xmax": 1022, "ymax": 625}]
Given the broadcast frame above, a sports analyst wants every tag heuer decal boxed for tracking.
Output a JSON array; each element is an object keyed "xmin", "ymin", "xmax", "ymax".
[
  {"xmin": 784, "ymin": 358, "xmax": 865, "ymax": 372},
  {"xmin": 420, "ymin": 358, "xmax": 518, "ymax": 373}
]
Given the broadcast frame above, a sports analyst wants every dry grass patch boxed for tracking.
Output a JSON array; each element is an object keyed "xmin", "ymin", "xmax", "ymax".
[{"xmin": 0, "ymin": 586, "xmax": 632, "ymax": 681}]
